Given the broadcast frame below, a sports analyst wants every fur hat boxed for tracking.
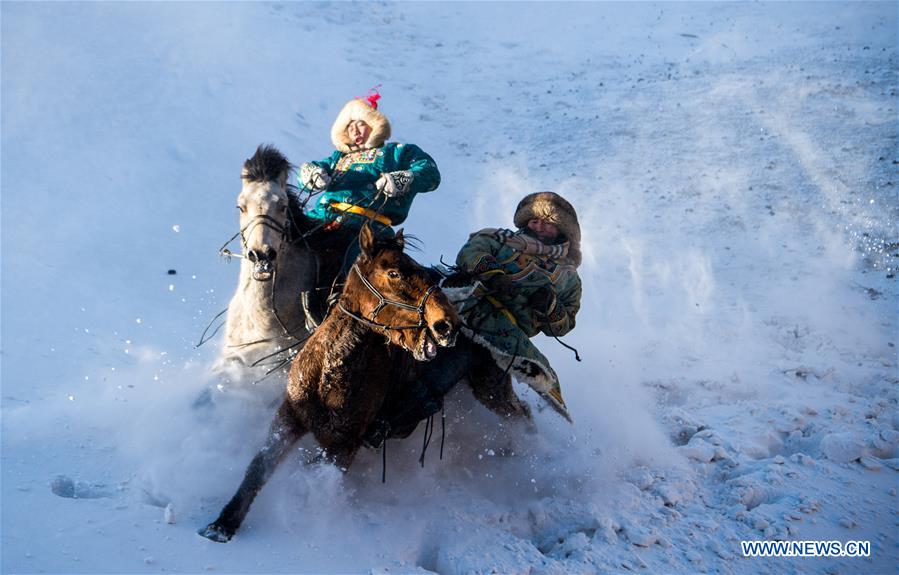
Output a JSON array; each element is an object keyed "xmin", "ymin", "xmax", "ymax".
[
  {"xmin": 330, "ymin": 97, "xmax": 392, "ymax": 153},
  {"xmin": 513, "ymin": 192, "xmax": 582, "ymax": 266}
]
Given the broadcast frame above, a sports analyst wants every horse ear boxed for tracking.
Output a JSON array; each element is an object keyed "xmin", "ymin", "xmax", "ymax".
[
  {"xmin": 394, "ymin": 228, "xmax": 405, "ymax": 250},
  {"xmin": 359, "ymin": 222, "xmax": 376, "ymax": 258}
]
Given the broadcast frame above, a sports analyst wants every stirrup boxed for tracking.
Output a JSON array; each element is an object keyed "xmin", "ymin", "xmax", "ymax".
[
  {"xmin": 362, "ymin": 419, "xmax": 391, "ymax": 449},
  {"xmin": 325, "ymin": 289, "xmax": 342, "ymax": 312},
  {"xmin": 300, "ymin": 291, "xmax": 321, "ymax": 333}
]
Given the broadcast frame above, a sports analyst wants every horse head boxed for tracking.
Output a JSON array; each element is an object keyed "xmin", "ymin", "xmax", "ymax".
[
  {"xmin": 344, "ymin": 223, "xmax": 460, "ymax": 361},
  {"xmin": 236, "ymin": 145, "xmax": 294, "ymax": 282}
]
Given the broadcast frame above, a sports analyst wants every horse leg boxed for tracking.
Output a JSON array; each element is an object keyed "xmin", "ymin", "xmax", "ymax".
[
  {"xmin": 199, "ymin": 400, "xmax": 304, "ymax": 542},
  {"xmin": 327, "ymin": 443, "xmax": 360, "ymax": 472}
]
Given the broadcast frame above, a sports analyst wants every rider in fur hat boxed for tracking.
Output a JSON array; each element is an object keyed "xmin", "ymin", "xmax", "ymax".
[
  {"xmin": 364, "ymin": 192, "xmax": 582, "ymax": 445},
  {"xmin": 450, "ymin": 191, "xmax": 582, "ymax": 419},
  {"xmin": 297, "ymin": 91, "xmax": 441, "ymax": 325},
  {"xmin": 299, "ymin": 91, "xmax": 439, "ymax": 239}
]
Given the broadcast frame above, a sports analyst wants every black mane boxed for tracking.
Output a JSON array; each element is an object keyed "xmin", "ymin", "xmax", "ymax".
[
  {"xmin": 242, "ymin": 144, "xmax": 292, "ymax": 183},
  {"xmin": 377, "ymin": 233, "xmax": 420, "ymax": 253}
]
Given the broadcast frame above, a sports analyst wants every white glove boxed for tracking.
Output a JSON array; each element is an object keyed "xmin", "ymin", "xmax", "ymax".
[
  {"xmin": 375, "ymin": 170, "xmax": 415, "ymax": 198},
  {"xmin": 299, "ymin": 163, "xmax": 331, "ymax": 191}
]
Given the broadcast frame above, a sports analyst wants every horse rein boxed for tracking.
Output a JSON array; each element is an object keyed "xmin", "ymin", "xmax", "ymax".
[
  {"xmin": 338, "ymin": 263, "xmax": 440, "ymax": 333},
  {"xmin": 219, "ymin": 213, "xmax": 291, "ymax": 260}
]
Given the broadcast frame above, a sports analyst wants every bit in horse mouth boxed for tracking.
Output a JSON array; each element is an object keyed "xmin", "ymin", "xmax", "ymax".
[
  {"xmin": 419, "ymin": 330, "xmax": 438, "ymax": 361},
  {"xmin": 252, "ymin": 260, "xmax": 274, "ymax": 281}
]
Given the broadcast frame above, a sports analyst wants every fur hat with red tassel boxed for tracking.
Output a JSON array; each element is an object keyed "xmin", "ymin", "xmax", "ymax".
[
  {"xmin": 330, "ymin": 88, "xmax": 392, "ymax": 153},
  {"xmin": 513, "ymin": 191, "xmax": 582, "ymax": 267}
]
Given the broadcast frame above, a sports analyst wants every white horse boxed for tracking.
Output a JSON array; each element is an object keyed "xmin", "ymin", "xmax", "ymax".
[{"xmin": 217, "ymin": 145, "xmax": 317, "ymax": 370}]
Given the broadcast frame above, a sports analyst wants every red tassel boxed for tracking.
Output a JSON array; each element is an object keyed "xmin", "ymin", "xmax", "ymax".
[{"xmin": 362, "ymin": 86, "xmax": 382, "ymax": 109}]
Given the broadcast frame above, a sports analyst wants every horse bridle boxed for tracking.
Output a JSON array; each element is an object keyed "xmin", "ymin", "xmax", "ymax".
[
  {"xmin": 219, "ymin": 213, "xmax": 293, "ymax": 261},
  {"xmin": 217, "ymin": 208, "xmax": 307, "ymax": 346},
  {"xmin": 338, "ymin": 263, "xmax": 440, "ymax": 333}
]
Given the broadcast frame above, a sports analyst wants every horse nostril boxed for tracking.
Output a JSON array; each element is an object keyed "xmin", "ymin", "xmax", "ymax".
[
  {"xmin": 247, "ymin": 250, "xmax": 259, "ymax": 263},
  {"xmin": 266, "ymin": 248, "xmax": 277, "ymax": 261},
  {"xmin": 433, "ymin": 320, "xmax": 451, "ymax": 337}
]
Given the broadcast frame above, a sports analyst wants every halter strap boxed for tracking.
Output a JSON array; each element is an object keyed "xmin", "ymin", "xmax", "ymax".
[
  {"xmin": 338, "ymin": 263, "xmax": 440, "ymax": 332},
  {"xmin": 219, "ymin": 214, "xmax": 289, "ymax": 260}
]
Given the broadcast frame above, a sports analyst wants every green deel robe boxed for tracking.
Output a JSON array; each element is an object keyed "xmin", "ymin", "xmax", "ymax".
[
  {"xmin": 451, "ymin": 228, "xmax": 582, "ymax": 421},
  {"xmin": 302, "ymin": 143, "xmax": 440, "ymax": 232}
]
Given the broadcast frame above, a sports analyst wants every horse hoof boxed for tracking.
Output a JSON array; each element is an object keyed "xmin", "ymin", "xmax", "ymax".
[{"xmin": 198, "ymin": 522, "xmax": 233, "ymax": 543}]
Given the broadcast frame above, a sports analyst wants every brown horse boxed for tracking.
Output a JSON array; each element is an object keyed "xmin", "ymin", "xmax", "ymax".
[{"xmin": 199, "ymin": 223, "xmax": 460, "ymax": 542}]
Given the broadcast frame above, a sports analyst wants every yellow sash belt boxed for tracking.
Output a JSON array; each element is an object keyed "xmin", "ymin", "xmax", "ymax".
[
  {"xmin": 329, "ymin": 202, "xmax": 392, "ymax": 226},
  {"xmin": 485, "ymin": 295, "xmax": 519, "ymax": 327}
]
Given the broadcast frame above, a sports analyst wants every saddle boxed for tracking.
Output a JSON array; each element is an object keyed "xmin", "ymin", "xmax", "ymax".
[
  {"xmin": 299, "ymin": 226, "xmax": 357, "ymax": 332},
  {"xmin": 299, "ymin": 222, "xmax": 408, "ymax": 332}
]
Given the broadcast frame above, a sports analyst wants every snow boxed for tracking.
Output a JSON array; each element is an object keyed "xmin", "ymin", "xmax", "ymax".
[{"xmin": 2, "ymin": 1, "xmax": 897, "ymax": 574}]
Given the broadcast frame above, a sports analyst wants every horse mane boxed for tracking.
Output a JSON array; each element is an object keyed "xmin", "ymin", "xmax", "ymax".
[
  {"xmin": 376, "ymin": 234, "xmax": 411, "ymax": 252},
  {"xmin": 354, "ymin": 234, "xmax": 422, "ymax": 263},
  {"xmin": 398, "ymin": 234, "xmax": 423, "ymax": 253},
  {"xmin": 285, "ymin": 185, "xmax": 317, "ymax": 237},
  {"xmin": 242, "ymin": 144, "xmax": 292, "ymax": 183}
]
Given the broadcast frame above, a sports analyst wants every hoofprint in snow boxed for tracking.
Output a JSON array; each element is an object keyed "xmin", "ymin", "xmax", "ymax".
[{"xmin": 2, "ymin": 2, "xmax": 897, "ymax": 574}]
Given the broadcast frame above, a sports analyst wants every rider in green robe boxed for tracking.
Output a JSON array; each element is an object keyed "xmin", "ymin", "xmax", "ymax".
[
  {"xmin": 364, "ymin": 192, "xmax": 583, "ymax": 446},
  {"xmin": 298, "ymin": 92, "xmax": 439, "ymax": 248},
  {"xmin": 453, "ymin": 192, "xmax": 582, "ymax": 418},
  {"xmin": 297, "ymin": 92, "xmax": 440, "ymax": 324}
]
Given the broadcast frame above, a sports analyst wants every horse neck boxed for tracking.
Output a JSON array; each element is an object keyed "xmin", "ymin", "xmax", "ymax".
[
  {"xmin": 338, "ymin": 268, "xmax": 377, "ymax": 321},
  {"xmin": 332, "ymin": 272, "xmax": 393, "ymax": 348},
  {"xmin": 315, "ymin": 299, "xmax": 387, "ymax": 370},
  {"xmin": 287, "ymin": 195, "xmax": 314, "ymax": 236}
]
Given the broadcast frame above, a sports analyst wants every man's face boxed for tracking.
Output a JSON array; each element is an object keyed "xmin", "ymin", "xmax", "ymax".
[
  {"xmin": 527, "ymin": 218, "xmax": 560, "ymax": 241},
  {"xmin": 347, "ymin": 120, "xmax": 372, "ymax": 147}
]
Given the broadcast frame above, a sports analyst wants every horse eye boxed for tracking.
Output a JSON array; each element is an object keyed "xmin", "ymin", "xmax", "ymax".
[{"xmin": 387, "ymin": 270, "xmax": 400, "ymax": 280}]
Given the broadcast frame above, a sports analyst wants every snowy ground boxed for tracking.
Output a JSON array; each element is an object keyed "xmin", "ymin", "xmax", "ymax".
[{"xmin": 2, "ymin": 2, "xmax": 897, "ymax": 574}]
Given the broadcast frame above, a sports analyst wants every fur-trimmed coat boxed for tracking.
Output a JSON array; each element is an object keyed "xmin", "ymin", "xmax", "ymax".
[
  {"xmin": 302, "ymin": 143, "xmax": 440, "ymax": 230},
  {"xmin": 450, "ymin": 228, "xmax": 582, "ymax": 419}
]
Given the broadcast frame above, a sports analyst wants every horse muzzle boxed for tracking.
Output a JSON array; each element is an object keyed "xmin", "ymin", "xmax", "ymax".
[
  {"xmin": 413, "ymin": 319, "xmax": 458, "ymax": 362},
  {"xmin": 413, "ymin": 329, "xmax": 440, "ymax": 362},
  {"xmin": 430, "ymin": 319, "xmax": 458, "ymax": 349},
  {"xmin": 248, "ymin": 248, "xmax": 276, "ymax": 282}
]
